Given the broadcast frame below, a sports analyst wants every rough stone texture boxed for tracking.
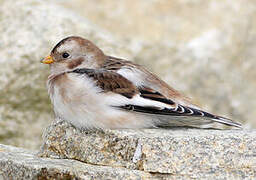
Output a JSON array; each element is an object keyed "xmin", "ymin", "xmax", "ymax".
[
  {"xmin": 0, "ymin": 0, "xmax": 255, "ymax": 150},
  {"xmin": 0, "ymin": 144, "xmax": 153, "ymax": 180},
  {"xmin": 39, "ymin": 120, "xmax": 256, "ymax": 178},
  {"xmin": 1, "ymin": 124, "xmax": 256, "ymax": 180}
]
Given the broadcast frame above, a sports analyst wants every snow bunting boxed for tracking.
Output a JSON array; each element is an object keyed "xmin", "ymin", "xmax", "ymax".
[{"xmin": 41, "ymin": 36, "xmax": 242, "ymax": 129}]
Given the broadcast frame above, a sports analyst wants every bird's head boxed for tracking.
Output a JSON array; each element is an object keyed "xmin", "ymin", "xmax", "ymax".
[{"xmin": 41, "ymin": 36, "xmax": 106, "ymax": 74}]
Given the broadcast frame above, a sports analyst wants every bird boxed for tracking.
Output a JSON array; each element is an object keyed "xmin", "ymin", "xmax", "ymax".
[{"xmin": 41, "ymin": 36, "xmax": 242, "ymax": 129}]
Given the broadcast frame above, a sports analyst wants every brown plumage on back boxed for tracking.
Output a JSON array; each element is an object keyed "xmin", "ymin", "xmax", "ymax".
[
  {"xmin": 41, "ymin": 36, "xmax": 242, "ymax": 129},
  {"xmin": 70, "ymin": 68, "xmax": 138, "ymax": 99},
  {"xmin": 103, "ymin": 56, "xmax": 195, "ymax": 107}
]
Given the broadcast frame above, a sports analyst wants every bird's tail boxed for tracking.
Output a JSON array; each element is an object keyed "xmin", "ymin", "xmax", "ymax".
[
  {"xmin": 210, "ymin": 115, "xmax": 242, "ymax": 129},
  {"xmin": 152, "ymin": 114, "xmax": 242, "ymax": 129}
]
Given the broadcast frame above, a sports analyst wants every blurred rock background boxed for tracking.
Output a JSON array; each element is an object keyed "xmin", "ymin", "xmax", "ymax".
[{"xmin": 0, "ymin": 0, "xmax": 255, "ymax": 150}]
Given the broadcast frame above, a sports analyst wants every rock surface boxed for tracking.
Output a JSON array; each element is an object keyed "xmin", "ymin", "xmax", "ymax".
[
  {"xmin": 0, "ymin": 0, "xmax": 255, "ymax": 150},
  {"xmin": 1, "ymin": 122, "xmax": 256, "ymax": 179},
  {"xmin": 39, "ymin": 120, "xmax": 256, "ymax": 178},
  {"xmin": 0, "ymin": 144, "xmax": 153, "ymax": 180}
]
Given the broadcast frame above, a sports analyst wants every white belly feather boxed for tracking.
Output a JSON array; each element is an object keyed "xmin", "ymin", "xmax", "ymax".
[{"xmin": 47, "ymin": 73, "xmax": 154, "ymax": 129}]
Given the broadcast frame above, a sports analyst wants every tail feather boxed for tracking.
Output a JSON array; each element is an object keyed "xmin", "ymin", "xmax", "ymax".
[
  {"xmin": 152, "ymin": 115, "xmax": 242, "ymax": 129},
  {"xmin": 211, "ymin": 116, "xmax": 242, "ymax": 128}
]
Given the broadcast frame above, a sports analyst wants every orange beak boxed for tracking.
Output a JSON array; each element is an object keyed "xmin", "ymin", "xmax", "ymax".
[{"xmin": 41, "ymin": 55, "xmax": 54, "ymax": 64}]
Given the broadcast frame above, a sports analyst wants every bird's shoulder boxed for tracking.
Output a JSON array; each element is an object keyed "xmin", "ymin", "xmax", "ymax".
[{"xmin": 69, "ymin": 68, "xmax": 138, "ymax": 99}]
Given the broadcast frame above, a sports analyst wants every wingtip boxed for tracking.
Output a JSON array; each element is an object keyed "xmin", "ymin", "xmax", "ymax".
[{"xmin": 215, "ymin": 116, "xmax": 243, "ymax": 129}]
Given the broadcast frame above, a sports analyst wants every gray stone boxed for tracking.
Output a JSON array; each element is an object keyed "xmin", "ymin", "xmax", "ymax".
[
  {"xmin": 1, "ymin": 123, "xmax": 256, "ymax": 179},
  {"xmin": 39, "ymin": 120, "xmax": 256, "ymax": 178},
  {"xmin": 0, "ymin": 144, "xmax": 154, "ymax": 180}
]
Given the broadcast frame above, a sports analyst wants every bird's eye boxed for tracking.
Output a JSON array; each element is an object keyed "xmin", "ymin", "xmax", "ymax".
[{"xmin": 62, "ymin": 52, "xmax": 70, "ymax": 58}]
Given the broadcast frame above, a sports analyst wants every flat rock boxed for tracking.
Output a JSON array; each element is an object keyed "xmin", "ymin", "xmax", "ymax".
[
  {"xmin": 0, "ymin": 144, "xmax": 153, "ymax": 180},
  {"xmin": 39, "ymin": 120, "xmax": 256, "ymax": 177}
]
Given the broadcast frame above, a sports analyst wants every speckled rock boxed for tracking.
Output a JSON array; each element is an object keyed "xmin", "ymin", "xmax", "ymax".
[
  {"xmin": 39, "ymin": 120, "xmax": 256, "ymax": 178},
  {"xmin": 0, "ymin": 144, "xmax": 153, "ymax": 180},
  {"xmin": 1, "ymin": 126, "xmax": 256, "ymax": 180}
]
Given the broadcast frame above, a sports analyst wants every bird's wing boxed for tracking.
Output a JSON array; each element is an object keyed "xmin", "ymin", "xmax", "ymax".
[
  {"xmin": 69, "ymin": 68, "xmax": 242, "ymax": 128},
  {"xmin": 103, "ymin": 56, "xmax": 196, "ymax": 107},
  {"xmin": 70, "ymin": 68, "xmax": 138, "ymax": 99}
]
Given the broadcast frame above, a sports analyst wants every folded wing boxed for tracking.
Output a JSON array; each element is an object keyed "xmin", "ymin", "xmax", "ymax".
[{"xmin": 69, "ymin": 68, "xmax": 242, "ymax": 128}]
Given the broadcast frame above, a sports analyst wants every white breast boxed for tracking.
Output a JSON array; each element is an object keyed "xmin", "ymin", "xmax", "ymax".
[
  {"xmin": 47, "ymin": 73, "xmax": 106, "ymax": 129},
  {"xmin": 47, "ymin": 73, "xmax": 156, "ymax": 129}
]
